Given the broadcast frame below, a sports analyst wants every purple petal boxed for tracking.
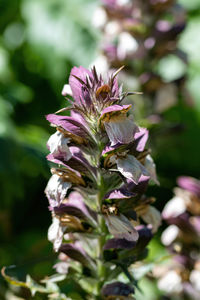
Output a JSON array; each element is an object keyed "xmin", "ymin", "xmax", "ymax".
[
  {"xmin": 102, "ymin": 0, "xmax": 116, "ymax": 6},
  {"xmin": 48, "ymin": 146, "xmax": 95, "ymax": 177},
  {"xmin": 54, "ymin": 204, "xmax": 89, "ymax": 221},
  {"xmin": 126, "ymin": 175, "xmax": 150, "ymax": 194},
  {"xmin": 104, "ymin": 188, "xmax": 136, "ymax": 200},
  {"xmin": 68, "ymin": 191, "xmax": 97, "ymax": 221},
  {"xmin": 46, "ymin": 155, "xmax": 85, "ymax": 188},
  {"xmin": 54, "ymin": 191, "xmax": 97, "ymax": 225},
  {"xmin": 103, "ymin": 44, "xmax": 118, "ymax": 61},
  {"xmin": 47, "ymin": 154, "xmax": 68, "ymax": 167},
  {"xmin": 100, "ymin": 104, "xmax": 131, "ymax": 120},
  {"xmin": 102, "ymin": 282, "xmax": 134, "ymax": 297},
  {"xmin": 46, "ymin": 154, "xmax": 81, "ymax": 176},
  {"xmin": 177, "ymin": 176, "xmax": 200, "ymax": 197},
  {"xmin": 103, "ymin": 238, "xmax": 136, "ymax": 250},
  {"xmin": 69, "ymin": 66, "xmax": 93, "ymax": 104},
  {"xmin": 112, "ymin": 77, "xmax": 119, "ymax": 97},
  {"xmin": 46, "ymin": 114, "xmax": 89, "ymax": 138},
  {"xmin": 102, "ymin": 143, "xmax": 122, "ymax": 155},
  {"xmin": 156, "ymin": 20, "xmax": 171, "ymax": 32},
  {"xmin": 70, "ymin": 110, "xmax": 88, "ymax": 127},
  {"xmin": 67, "ymin": 146, "xmax": 96, "ymax": 176},
  {"xmin": 135, "ymin": 225, "xmax": 153, "ymax": 251},
  {"xmin": 59, "ymin": 243, "xmax": 94, "ymax": 269},
  {"xmin": 134, "ymin": 127, "xmax": 149, "ymax": 152}
]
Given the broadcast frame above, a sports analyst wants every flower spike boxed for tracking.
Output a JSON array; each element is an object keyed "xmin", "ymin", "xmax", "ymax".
[{"xmin": 45, "ymin": 65, "xmax": 159, "ymax": 298}]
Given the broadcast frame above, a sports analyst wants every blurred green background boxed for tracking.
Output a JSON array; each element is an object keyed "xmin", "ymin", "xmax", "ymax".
[{"xmin": 0, "ymin": 0, "xmax": 200, "ymax": 299}]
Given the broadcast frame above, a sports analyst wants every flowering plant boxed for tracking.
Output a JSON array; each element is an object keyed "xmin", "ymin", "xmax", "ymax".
[
  {"xmin": 2, "ymin": 66, "xmax": 160, "ymax": 299},
  {"xmin": 154, "ymin": 176, "xmax": 200, "ymax": 300},
  {"xmin": 93, "ymin": 0, "xmax": 188, "ymax": 116},
  {"xmin": 44, "ymin": 65, "xmax": 160, "ymax": 299}
]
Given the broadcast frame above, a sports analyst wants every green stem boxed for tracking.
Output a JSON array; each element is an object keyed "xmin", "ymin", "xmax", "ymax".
[{"xmin": 96, "ymin": 170, "xmax": 106, "ymax": 295}]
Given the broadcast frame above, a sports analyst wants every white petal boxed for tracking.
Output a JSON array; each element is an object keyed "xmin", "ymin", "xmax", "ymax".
[
  {"xmin": 161, "ymin": 225, "xmax": 179, "ymax": 246},
  {"xmin": 48, "ymin": 217, "xmax": 66, "ymax": 252},
  {"xmin": 61, "ymin": 84, "xmax": 72, "ymax": 97},
  {"xmin": 158, "ymin": 270, "xmax": 182, "ymax": 293},
  {"xmin": 142, "ymin": 206, "xmax": 161, "ymax": 233},
  {"xmin": 104, "ymin": 115, "xmax": 137, "ymax": 146},
  {"xmin": 47, "ymin": 131, "xmax": 72, "ymax": 161},
  {"xmin": 117, "ymin": 154, "xmax": 149, "ymax": 184},
  {"xmin": 162, "ymin": 196, "xmax": 186, "ymax": 219},
  {"xmin": 45, "ymin": 174, "xmax": 71, "ymax": 207},
  {"xmin": 104, "ymin": 214, "xmax": 139, "ymax": 241}
]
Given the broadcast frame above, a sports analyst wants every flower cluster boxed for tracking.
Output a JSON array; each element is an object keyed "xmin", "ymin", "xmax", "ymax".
[
  {"xmin": 93, "ymin": 0, "xmax": 187, "ymax": 115},
  {"xmin": 45, "ymin": 66, "xmax": 160, "ymax": 299},
  {"xmin": 154, "ymin": 176, "xmax": 200, "ymax": 300}
]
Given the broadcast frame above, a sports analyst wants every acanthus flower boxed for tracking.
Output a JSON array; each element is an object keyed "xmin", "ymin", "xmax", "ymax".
[
  {"xmin": 154, "ymin": 176, "xmax": 200, "ymax": 299},
  {"xmin": 44, "ymin": 65, "xmax": 159, "ymax": 299}
]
